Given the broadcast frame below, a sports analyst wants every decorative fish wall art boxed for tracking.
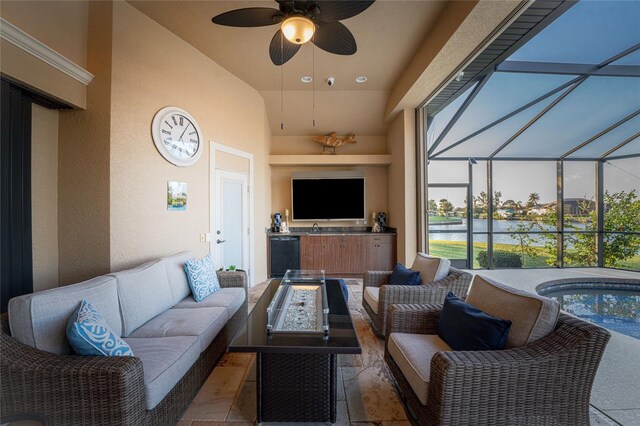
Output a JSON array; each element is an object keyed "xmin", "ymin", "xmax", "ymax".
[{"xmin": 312, "ymin": 132, "xmax": 357, "ymax": 154}]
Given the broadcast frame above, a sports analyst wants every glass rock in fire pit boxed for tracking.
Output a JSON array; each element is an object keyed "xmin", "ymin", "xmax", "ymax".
[{"xmin": 267, "ymin": 270, "xmax": 329, "ymax": 335}]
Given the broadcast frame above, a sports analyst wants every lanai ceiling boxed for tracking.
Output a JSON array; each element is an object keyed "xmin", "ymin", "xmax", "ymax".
[{"xmin": 128, "ymin": 0, "xmax": 447, "ymax": 135}]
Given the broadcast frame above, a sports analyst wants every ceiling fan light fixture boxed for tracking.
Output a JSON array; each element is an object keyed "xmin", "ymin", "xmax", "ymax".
[{"xmin": 281, "ymin": 16, "xmax": 315, "ymax": 44}]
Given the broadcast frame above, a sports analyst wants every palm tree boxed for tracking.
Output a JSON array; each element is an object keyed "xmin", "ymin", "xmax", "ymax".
[{"xmin": 527, "ymin": 192, "xmax": 540, "ymax": 207}]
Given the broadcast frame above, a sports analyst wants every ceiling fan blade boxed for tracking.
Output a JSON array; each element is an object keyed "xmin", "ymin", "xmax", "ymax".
[
  {"xmin": 269, "ymin": 30, "xmax": 302, "ymax": 65},
  {"xmin": 312, "ymin": 21, "xmax": 357, "ymax": 55},
  {"xmin": 311, "ymin": 1, "xmax": 375, "ymax": 22},
  {"xmin": 212, "ymin": 8, "xmax": 282, "ymax": 27}
]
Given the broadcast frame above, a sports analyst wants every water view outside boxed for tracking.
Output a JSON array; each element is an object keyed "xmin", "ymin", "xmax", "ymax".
[
  {"xmin": 538, "ymin": 285, "xmax": 640, "ymax": 340},
  {"xmin": 428, "ymin": 158, "xmax": 639, "ymax": 270}
]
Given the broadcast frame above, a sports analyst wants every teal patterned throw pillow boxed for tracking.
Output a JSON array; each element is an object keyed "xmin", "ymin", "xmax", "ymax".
[
  {"xmin": 184, "ymin": 255, "xmax": 221, "ymax": 302},
  {"xmin": 66, "ymin": 300, "xmax": 134, "ymax": 356}
]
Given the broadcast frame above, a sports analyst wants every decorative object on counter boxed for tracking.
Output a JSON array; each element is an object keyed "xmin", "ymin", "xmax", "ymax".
[
  {"xmin": 371, "ymin": 211, "xmax": 381, "ymax": 233},
  {"xmin": 280, "ymin": 221, "xmax": 290, "ymax": 233},
  {"xmin": 167, "ymin": 181, "xmax": 187, "ymax": 211},
  {"xmin": 377, "ymin": 212, "xmax": 387, "ymax": 231},
  {"xmin": 312, "ymin": 132, "xmax": 357, "ymax": 154},
  {"xmin": 273, "ymin": 212, "xmax": 282, "ymax": 233},
  {"xmin": 280, "ymin": 209, "xmax": 290, "ymax": 233}
]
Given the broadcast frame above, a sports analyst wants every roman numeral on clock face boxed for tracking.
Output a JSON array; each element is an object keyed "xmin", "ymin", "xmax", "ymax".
[
  {"xmin": 172, "ymin": 116, "xmax": 178, "ymax": 126},
  {"xmin": 162, "ymin": 129, "xmax": 171, "ymax": 135},
  {"xmin": 179, "ymin": 116, "xmax": 184, "ymax": 126}
]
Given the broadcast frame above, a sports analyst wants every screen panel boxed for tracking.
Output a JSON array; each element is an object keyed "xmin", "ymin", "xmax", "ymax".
[{"xmin": 292, "ymin": 178, "xmax": 365, "ymax": 220}]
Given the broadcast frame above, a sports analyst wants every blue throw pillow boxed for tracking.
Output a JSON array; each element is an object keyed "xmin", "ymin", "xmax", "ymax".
[
  {"xmin": 184, "ymin": 254, "xmax": 221, "ymax": 302},
  {"xmin": 66, "ymin": 300, "xmax": 134, "ymax": 356},
  {"xmin": 389, "ymin": 263, "xmax": 421, "ymax": 285},
  {"xmin": 438, "ymin": 292, "xmax": 512, "ymax": 351}
]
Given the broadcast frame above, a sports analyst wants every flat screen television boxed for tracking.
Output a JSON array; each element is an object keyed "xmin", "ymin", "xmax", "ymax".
[{"xmin": 291, "ymin": 175, "xmax": 365, "ymax": 221}]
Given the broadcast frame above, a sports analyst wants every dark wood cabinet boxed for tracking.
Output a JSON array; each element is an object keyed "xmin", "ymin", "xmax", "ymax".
[
  {"xmin": 299, "ymin": 234, "xmax": 396, "ymax": 276},
  {"xmin": 365, "ymin": 235, "xmax": 396, "ymax": 271}
]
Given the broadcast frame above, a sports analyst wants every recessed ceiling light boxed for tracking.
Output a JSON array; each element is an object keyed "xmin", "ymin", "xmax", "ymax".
[
  {"xmin": 301, "ymin": 76, "xmax": 313, "ymax": 83},
  {"xmin": 355, "ymin": 76, "xmax": 368, "ymax": 83}
]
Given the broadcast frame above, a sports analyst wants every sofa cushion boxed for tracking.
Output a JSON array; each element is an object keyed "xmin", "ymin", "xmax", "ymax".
[
  {"xmin": 66, "ymin": 300, "xmax": 134, "ymax": 356},
  {"xmin": 466, "ymin": 275, "xmax": 560, "ymax": 348},
  {"xmin": 389, "ymin": 263, "xmax": 421, "ymax": 286},
  {"xmin": 8, "ymin": 276, "xmax": 122, "ymax": 355},
  {"xmin": 124, "ymin": 336, "xmax": 200, "ymax": 410},
  {"xmin": 128, "ymin": 307, "xmax": 228, "ymax": 353},
  {"xmin": 438, "ymin": 292, "xmax": 512, "ymax": 351},
  {"xmin": 184, "ymin": 255, "xmax": 221, "ymax": 302},
  {"xmin": 173, "ymin": 287, "xmax": 245, "ymax": 318},
  {"xmin": 110, "ymin": 261, "xmax": 174, "ymax": 337},
  {"xmin": 160, "ymin": 251, "xmax": 194, "ymax": 305},
  {"xmin": 411, "ymin": 253, "xmax": 450, "ymax": 284},
  {"xmin": 364, "ymin": 287, "xmax": 380, "ymax": 314},
  {"xmin": 388, "ymin": 333, "xmax": 452, "ymax": 405}
]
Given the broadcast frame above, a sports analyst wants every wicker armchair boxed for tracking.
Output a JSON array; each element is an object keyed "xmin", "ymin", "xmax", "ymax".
[
  {"xmin": 384, "ymin": 303, "xmax": 611, "ymax": 426},
  {"xmin": 0, "ymin": 270, "xmax": 248, "ymax": 426},
  {"xmin": 362, "ymin": 267, "xmax": 472, "ymax": 337}
]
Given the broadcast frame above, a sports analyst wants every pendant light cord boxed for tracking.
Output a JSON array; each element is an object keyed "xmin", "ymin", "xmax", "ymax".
[
  {"xmin": 312, "ymin": 32, "xmax": 316, "ymax": 127},
  {"xmin": 280, "ymin": 31, "xmax": 284, "ymax": 130}
]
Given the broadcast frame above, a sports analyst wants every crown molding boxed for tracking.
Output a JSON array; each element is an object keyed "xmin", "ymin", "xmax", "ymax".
[{"xmin": 0, "ymin": 18, "xmax": 94, "ymax": 85}]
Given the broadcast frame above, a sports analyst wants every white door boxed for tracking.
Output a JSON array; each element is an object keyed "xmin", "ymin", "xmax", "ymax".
[{"xmin": 214, "ymin": 170, "xmax": 249, "ymax": 277}]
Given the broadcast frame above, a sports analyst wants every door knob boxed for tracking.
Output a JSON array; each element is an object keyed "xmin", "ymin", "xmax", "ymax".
[{"xmin": 216, "ymin": 239, "xmax": 226, "ymax": 244}]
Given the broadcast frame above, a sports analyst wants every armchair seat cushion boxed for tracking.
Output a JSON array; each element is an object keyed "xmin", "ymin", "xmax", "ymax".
[
  {"xmin": 387, "ymin": 332, "xmax": 452, "ymax": 405},
  {"xmin": 124, "ymin": 336, "xmax": 200, "ymax": 410},
  {"xmin": 128, "ymin": 307, "xmax": 228, "ymax": 353},
  {"xmin": 173, "ymin": 287, "xmax": 246, "ymax": 318},
  {"xmin": 364, "ymin": 287, "xmax": 380, "ymax": 314}
]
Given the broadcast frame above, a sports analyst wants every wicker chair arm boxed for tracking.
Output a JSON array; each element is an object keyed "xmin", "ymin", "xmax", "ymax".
[
  {"xmin": 1, "ymin": 330, "xmax": 146, "ymax": 424},
  {"xmin": 364, "ymin": 271, "xmax": 392, "ymax": 289},
  {"xmin": 429, "ymin": 268, "xmax": 473, "ymax": 296},
  {"xmin": 385, "ymin": 303, "xmax": 442, "ymax": 336},
  {"xmin": 426, "ymin": 313, "xmax": 611, "ymax": 423},
  {"xmin": 216, "ymin": 270, "xmax": 248, "ymax": 289}
]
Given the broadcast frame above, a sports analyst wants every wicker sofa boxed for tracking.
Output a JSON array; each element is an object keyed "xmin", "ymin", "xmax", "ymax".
[
  {"xmin": 384, "ymin": 275, "xmax": 611, "ymax": 426},
  {"xmin": 1, "ymin": 251, "xmax": 248, "ymax": 426},
  {"xmin": 363, "ymin": 257, "xmax": 473, "ymax": 337}
]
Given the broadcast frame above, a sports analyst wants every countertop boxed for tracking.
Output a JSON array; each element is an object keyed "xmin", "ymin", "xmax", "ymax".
[{"xmin": 267, "ymin": 226, "xmax": 396, "ymax": 237}]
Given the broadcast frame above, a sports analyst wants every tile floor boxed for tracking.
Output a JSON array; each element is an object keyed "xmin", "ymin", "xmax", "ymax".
[{"xmin": 178, "ymin": 276, "xmax": 628, "ymax": 425}]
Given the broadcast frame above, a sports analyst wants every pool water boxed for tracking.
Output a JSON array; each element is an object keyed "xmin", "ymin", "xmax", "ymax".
[{"xmin": 538, "ymin": 284, "xmax": 640, "ymax": 340}]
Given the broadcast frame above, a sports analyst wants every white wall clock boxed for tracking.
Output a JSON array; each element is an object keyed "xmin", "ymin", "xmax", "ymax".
[{"xmin": 152, "ymin": 106, "xmax": 204, "ymax": 167}]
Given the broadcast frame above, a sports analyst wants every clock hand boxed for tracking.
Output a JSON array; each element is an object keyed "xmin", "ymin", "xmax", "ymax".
[{"xmin": 178, "ymin": 122, "xmax": 191, "ymax": 142}]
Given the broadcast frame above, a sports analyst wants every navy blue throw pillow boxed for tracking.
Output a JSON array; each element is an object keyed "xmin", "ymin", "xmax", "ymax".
[
  {"xmin": 438, "ymin": 292, "xmax": 512, "ymax": 351},
  {"xmin": 389, "ymin": 263, "xmax": 421, "ymax": 286}
]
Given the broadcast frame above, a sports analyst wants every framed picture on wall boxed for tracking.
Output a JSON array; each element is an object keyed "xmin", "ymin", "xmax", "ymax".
[{"xmin": 167, "ymin": 181, "xmax": 187, "ymax": 211}]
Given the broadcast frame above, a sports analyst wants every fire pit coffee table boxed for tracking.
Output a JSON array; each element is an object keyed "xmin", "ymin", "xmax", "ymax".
[{"xmin": 229, "ymin": 270, "xmax": 361, "ymax": 423}]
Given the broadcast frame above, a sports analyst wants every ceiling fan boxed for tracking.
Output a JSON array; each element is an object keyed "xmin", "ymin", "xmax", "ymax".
[{"xmin": 212, "ymin": 1, "xmax": 375, "ymax": 65}]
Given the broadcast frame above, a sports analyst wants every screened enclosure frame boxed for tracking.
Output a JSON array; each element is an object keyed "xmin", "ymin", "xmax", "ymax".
[{"xmin": 419, "ymin": 0, "xmax": 639, "ymax": 271}]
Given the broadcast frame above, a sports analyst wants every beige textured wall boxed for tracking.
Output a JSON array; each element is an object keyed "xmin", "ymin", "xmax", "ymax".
[
  {"xmin": 387, "ymin": 109, "xmax": 417, "ymax": 265},
  {"xmin": 0, "ymin": 1, "xmax": 89, "ymax": 108},
  {"xmin": 271, "ymin": 165, "xmax": 388, "ymax": 228},
  {"xmin": 31, "ymin": 104, "xmax": 59, "ymax": 292},
  {"xmin": 57, "ymin": 1, "xmax": 112, "ymax": 284},
  {"xmin": 108, "ymin": 2, "xmax": 271, "ymax": 281},
  {"xmin": 0, "ymin": 1, "xmax": 88, "ymax": 66},
  {"xmin": 216, "ymin": 151, "xmax": 250, "ymax": 174}
]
